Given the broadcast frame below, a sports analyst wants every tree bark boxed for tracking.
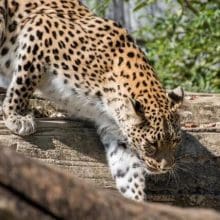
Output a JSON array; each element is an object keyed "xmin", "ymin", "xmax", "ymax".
[
  {"xmin": 0, "ymin": 147, "xmax": 219, "ymax": 220},
  {"xmin": 112, "ymin": 0, "xmax": 125, "ymax": 26},
  {"xmin": 0, "ymin": 93, "xmax": 219, "ymax": 209}
]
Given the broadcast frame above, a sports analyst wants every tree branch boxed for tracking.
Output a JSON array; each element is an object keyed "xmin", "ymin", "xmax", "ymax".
[{"xmin": 0, "ymin": 147, "xmax": 219, "ymax": 220}]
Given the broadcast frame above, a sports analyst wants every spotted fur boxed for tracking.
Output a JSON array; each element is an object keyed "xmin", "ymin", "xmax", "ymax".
[{"xmin": 0, "ymin": 0, "xmax": 184, "ymax": 201}]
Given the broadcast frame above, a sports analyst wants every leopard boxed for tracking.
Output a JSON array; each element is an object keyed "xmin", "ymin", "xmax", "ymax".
[{"xmin": 0, "ymin": 0, "xmax": 184, "ymax": 202}]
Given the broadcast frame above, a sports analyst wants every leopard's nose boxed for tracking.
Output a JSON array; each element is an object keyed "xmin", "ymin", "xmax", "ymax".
[
  {"xmin": 159, "ymin": 158, "xmax": 174, "ymax": 171},
  {"xmin": 160, "ymin": 159, "xmax": 168, "ymax": 170}
]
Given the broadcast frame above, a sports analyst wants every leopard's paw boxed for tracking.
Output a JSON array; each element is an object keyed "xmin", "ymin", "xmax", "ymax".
[
  {"xmin": 4, "ymin": 114, "xmax": 36, "ymax": 136},
  {"xmin": 115, "ymin": 168, "xmax": 147, "ymax": 202}
]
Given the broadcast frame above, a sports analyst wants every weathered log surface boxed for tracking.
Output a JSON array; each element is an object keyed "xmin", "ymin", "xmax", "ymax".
[
  {"xmin": 0, "ymin": 148, "xmax": 220, "ymax": 220},
  {"xmin": 0, "ymin": 93, "xmax": 219, "ymax": 209},
  {"xmin": 181, "ymin": 93, "xmax": 220, "ymax": 126}
]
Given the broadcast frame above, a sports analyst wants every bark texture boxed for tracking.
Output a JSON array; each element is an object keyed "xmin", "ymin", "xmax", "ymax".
[
  {"xmin": 0, "ymin": 92, "xmax": 219, "ymax": 210},
  {"xmin": 0, "ymin": 147, "xmax": 220, "ymax": 220}
]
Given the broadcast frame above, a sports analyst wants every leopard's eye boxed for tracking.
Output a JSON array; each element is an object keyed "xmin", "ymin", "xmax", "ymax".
[
  {"xmin": 138, "ymin": 120, "xmax": 149, "ymax": 128},
  {"xmin": 133, "ymin": 100, "xmax": 143, "ymax": 114},
  {"xmin": 173, "ymin": 137, "xmax": 181, "ymax": 144},
  {"xmin": 130, "ymin": 99, "xmax": 144, "ymax": 116},
  {"xmin": 145, "ymin": 145, "xmax": 157, "ymax": 156}
]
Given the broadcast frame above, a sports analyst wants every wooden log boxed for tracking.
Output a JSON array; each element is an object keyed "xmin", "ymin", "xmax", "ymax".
[
  {"xmin": 181, "ymin": 93, "xmax": 220, "ymax": 125},
  {"xmin": 0, "ymin": 93, "xmax": 219, "ymax": 209},
  {"xmin": 0, "ymin": 189, "xmax": 54, "ymax": 220},
  {"xmin": 0, "ymin": 147, "xmax": 219, "ymax": 220}
]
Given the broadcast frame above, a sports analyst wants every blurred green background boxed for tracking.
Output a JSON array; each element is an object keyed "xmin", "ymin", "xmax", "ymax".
[{"xmin": 83, "ymin": 0, "xmax": 220, "ymax": 92}]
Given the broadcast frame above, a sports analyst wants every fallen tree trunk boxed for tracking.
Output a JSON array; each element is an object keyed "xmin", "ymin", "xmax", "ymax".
[
  {"xmin": 0, "ymin": 93, "xmax": 219, "ymax": 209},
  {"xmin": 0, "ymin": 147, "xmax": 219, "ymax": 220}
]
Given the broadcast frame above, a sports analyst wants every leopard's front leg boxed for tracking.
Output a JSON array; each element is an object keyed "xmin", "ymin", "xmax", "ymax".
[
  {"xmin": 98, "ymin": 122, "xmax": 147, "ymax": 202},
  {"xmin": 105, "ymin": 141, "xmax": 147, "ymax": 202},
  {"xmin": 3, "ymin": 71, "xmax": 39, "ymax": 136},
  {"xmin": 0, "ymin": 5, "xmax": 6, "ymax": 44},
  {"xmin": 2, "ymin": 58, "xmax": 42, "ymax": 136}
]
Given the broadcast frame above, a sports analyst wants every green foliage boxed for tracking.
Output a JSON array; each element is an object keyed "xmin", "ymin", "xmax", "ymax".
[
  {"xmin": 134, "ymin": 0, "xmax": 220, "ymax": 92},
  {"xmin": 83, "ymin": 0, "xmax": 111, "ymax": 17},
  {"xmin": 86, "ymin": 0, "xmax": 220, "ymax": 92},
  {"xmin": 133, "ymin": 0, "xmax": 155, "ymax": 11}
]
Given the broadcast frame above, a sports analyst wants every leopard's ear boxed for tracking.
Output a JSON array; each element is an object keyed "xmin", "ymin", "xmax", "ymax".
[{"xmin": 168, "ymin": 87, "xmax": 184, "ymax": 110}]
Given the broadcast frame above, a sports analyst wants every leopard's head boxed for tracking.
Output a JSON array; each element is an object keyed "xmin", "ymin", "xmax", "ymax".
[{"xmin": 120, "ymin": 87, "xmax": 184, "ymax": 174}]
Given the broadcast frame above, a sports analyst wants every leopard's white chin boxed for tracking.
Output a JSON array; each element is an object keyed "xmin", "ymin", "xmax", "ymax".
[{"xmin": 144, "ymin": 166, "xmax": 170, "ymax": 175}]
